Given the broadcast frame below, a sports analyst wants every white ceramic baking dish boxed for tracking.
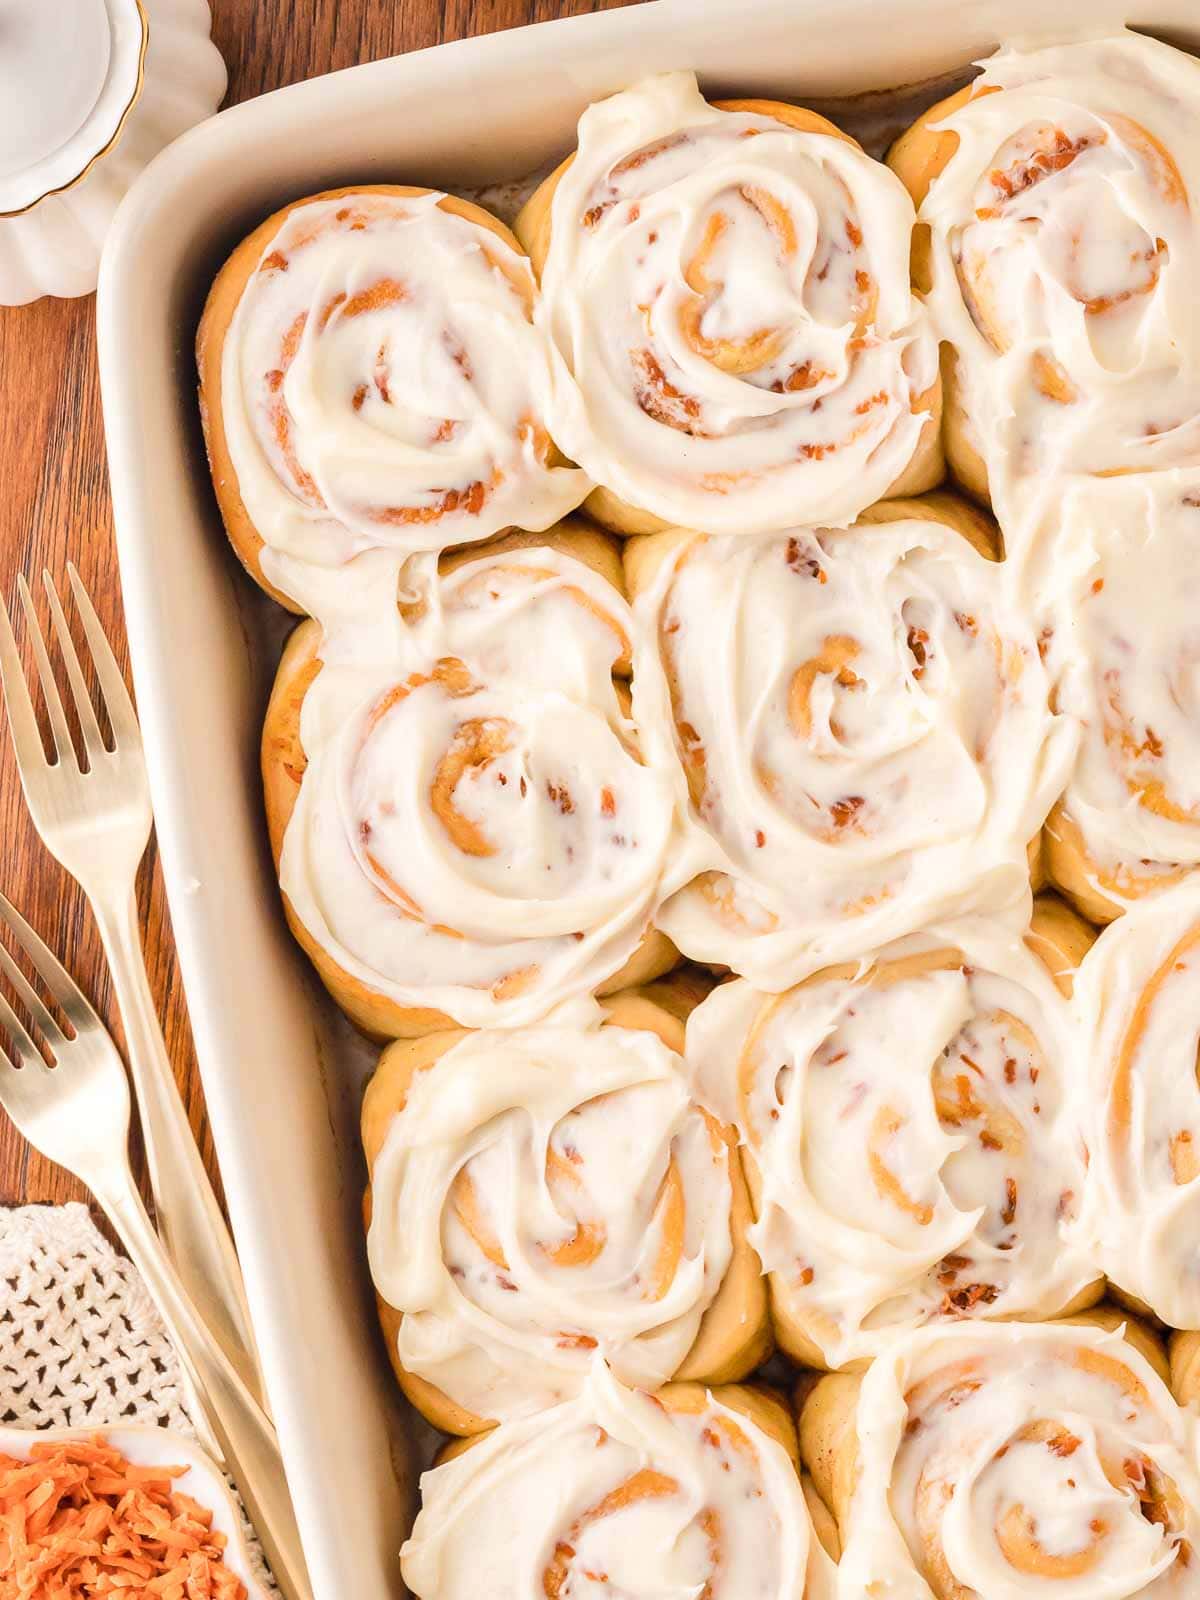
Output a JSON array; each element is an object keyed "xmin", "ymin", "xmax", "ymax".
[{"xmin": 95, "ymin": 1, "xmax": 1200, "ymax": 1593}]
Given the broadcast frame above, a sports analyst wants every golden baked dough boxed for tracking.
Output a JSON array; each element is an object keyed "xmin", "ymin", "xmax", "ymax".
[
  {"xmin": 361, "ymin": 978, "xmax": 769, "ymax": 1435},
  {"xmin": 623, "ymin": 490, "xmax": 1069, "ymax": 987},
  {"xmin": 686, "ymin": 911, "xmax": 1102, "ymax": 1371},
  {"xmin": 800, "ymin": 1310, "xmax": 1193, "ymax": 1598},
  {"xmin": 261, "ymin": 521, "xmax": 678, "ymax": 1038},
  {"xmin": 403, "ymin": 1367, "xmax": 839, "ymax": 1599},
  {"xmin": 199, "ymin": 185, "xmax": 583, "ymax": 614},
  {"xmin": 517, "ymin": 76, "xmax": 942, "ymax": 536}
]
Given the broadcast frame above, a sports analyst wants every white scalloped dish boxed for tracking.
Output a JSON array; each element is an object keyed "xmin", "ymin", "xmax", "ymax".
[{"xmin": 0, "ymin": 0, "xmax": 225, "ymax": 305}]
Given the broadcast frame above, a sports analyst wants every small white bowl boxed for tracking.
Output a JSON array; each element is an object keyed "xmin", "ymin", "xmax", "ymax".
[
  {"xmin": 0, "ymin": 1422, "xmax": 270, "ymax": 1596},
  {"xmin": 0, "ymin": 0, "xmax": 226, "ymax": 305}
]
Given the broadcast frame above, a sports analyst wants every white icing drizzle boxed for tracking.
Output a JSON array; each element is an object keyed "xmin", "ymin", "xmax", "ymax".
[
  {"xmin": 537, "ymin": 71, "xmax": 938, "ymax": 533},
  {"xmin": 686, "ymin": 924, "xmax": 1093, "ymax": 1369},
  {"xmin": 631, "ymin": 515, "xmax": 1076, "ymax": 986},
  {"xmin": 1043, "ymin": 472, "xmax": 1200, "ymax": 902},
  {"xmin": 919, "ymin": 31, "xmax": 1200, "ymax": 550},
  {"xmin": 219, "ymin": 190, "xmax": 586, "ymax": 613},
  {"xmin": 279, "ymin": 543, "xmax": 677, "ymax": 1028},
  {"xmin": 839, "ymin": 1321, "xmax": 1200, "ymax": 1599},
  {"xmin": 1074, "ymin": 880, "xmax": 1200, "ymax": 1329},
  {"xmin": 401, "ymin": 1361, "xmax": 834, "ymax": 1599},
  {"xmin": 366, "ymin": 1007, "xmax": 734, "ymax": 1421}
]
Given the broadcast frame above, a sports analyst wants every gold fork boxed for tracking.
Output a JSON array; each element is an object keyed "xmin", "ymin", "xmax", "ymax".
[
  {"xmin": 0, "ymin": 566, "xmax": 262, "ymax": 1404},
  {"xmin": 0, "ymin": 888, "xmax": 311, "ymax": 1599}
]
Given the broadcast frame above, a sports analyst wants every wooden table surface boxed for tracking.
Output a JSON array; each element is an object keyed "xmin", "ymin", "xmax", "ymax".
[{"xmin": 0, "ymin": 0, "xmax": 638, "ymax": 1218}]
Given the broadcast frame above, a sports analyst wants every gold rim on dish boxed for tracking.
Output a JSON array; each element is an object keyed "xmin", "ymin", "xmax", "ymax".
[{"xmin": 0, "ymin": 0, "xmax": 150, "ymax": 221}]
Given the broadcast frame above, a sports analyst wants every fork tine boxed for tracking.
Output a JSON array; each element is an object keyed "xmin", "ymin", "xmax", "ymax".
[
  {"xmin": 0, "ymin": 931, "xmax": 67, "ymax": 1052},
  {"xmin": 0, "ymin": 890, "xmax": 99, "ymax": 1032},
  {"xmin": 16, "ymin": 575, "xmax": 74, "ymax": 768},
  {"xmin": 0, "ymin": 981, "xmax": 46, "ymax": 1073},
  {"xmin": 43, "ymin": 570, "xmax": 106, "ymax": 764},
  {"xmin": 0, "ymin": 590, "xmax": 52, "ymax": 775},
  {"xmin": 66, "ymin": 564, "xmax": 140, "ymax": 748}
]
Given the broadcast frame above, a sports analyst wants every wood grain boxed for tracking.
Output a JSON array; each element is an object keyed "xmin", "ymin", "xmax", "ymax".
[{"xmin": 0, "ymin": 0, "xmax": 640, "ymax": 1223}]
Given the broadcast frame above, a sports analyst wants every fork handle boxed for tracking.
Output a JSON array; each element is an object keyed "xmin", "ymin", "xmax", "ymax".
[
  {"xmin": 94, "ymin": 888, "xmax": 265, "ymax": 1407},
  {"xmin": 99, "ymin": 1169, "xmax": 314, "ymax": 1600}
]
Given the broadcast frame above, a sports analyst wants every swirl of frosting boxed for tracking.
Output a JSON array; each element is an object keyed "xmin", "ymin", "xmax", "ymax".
[
  {"xmin": 1042, "ymin": 475, "xmax": 1200, "ymax": 924},
  {"xmin": 1074, "ymin": 880, "xmax": 1200, "ymax": 1330},
  {"xmin": 809, "ymin": 1320, "xmax": 1200, "ymax": 1599},
  {"xmin": 891, "ymin": 31, "xmax": 1200, "ymax": 516},
  {"xmin": 628, "ymin": 498, "xmax": 1076, "ymax": 986},
  {"xmin": 401, "ymin": 1362, "xmax": 836, "ymax": 1600},
  {"xmin": 686, "ymin": 916, "xmax": 1098, "ymax": 1370},
  {"xmin": 362, "ymin": 995, "xmax": 767, "ymax": 1428},
  {"xmin": 203, "ymin": 187, "xmax": 587, "ymax": 612},
  {"xmin": 267, "ymin": 532, "xmax": 678, "ymax": 1031},
  {"xmin": 520, "ymin": 71, "xmax": 940, "ymax": 536}
]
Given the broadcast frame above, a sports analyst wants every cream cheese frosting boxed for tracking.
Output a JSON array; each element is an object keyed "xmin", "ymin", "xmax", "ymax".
[
  {"xmin": 535, "ymin": 71, "xmax": 938, "ymax": 533},
  {"xmin": 279, "ymin": 540, "xmax": 678, "ymax": 1028},
  {"xmin": 917, "ymin": 31, "xmax": 1200, "ymax": 539},
  {"xmin": 1042, "ymin": 473, "xmax": 1200, "ymax": 909},
  {"xmin": 401, "ymin": 1361, "xmax": 834, "ymax": 1600},
  {"xmin": 836, "ymin": 1320, "xmax": 1200, "ymax": 1599},
  {"xmin": 367, "ymin": 1005, "xmax": 734, "ymax": 1421},
  {"xmin": 686, "ymin": 924, "xmax": 1094, "ymax": 1369},
  {"xmin": 630, "ymin": 513, "xmax": 1076, "ymax": 986},
  {"xmin": 219, "ymin": 190, "xmax": 586, "ymax": 613},
  {"xmin": 1074, "ymin": 880, "xmax": 1200, "ymax": 1329}
]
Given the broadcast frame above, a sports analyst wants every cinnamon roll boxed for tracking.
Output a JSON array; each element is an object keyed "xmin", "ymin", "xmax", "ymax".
[
  {"xmin": 801, "ymin": 1314, "xmax": 1198, "ymax": 1600},
  {"xmin": 1043, "ymin": 475, "xmax": 1200, "ymax": 923},
  {"xmin": 517, "ymin": 70, "xmax": 941, "ymax": 537},
  {"xmin": 198, "ymin": 186, "xmax": 586, "ymax": 615},
  {"xmin": 686, "ymin": 905, "xmax": 1099, "ymax": 1370},
  {"xmin": 361, "ymin": 982, "xmax": 768, "ymax": 1434},
  {"xmin": 1074, "ymin": 880, "xmax": 1200, "ymax": 1330},
  {"xmin": 261, "ymin": 523, "xmax": 678, "ymax": 1035},
  {"xmin": 889, "ymin": 31, "xmax": 1200, "ymax": 515},
  {"xmin": 627, "ymin": 493, "xmax": 1075, "ymax": 986},
  {"xmin": 401, "ymin": 1362, "xmax": 838, "ymax": 1599}
]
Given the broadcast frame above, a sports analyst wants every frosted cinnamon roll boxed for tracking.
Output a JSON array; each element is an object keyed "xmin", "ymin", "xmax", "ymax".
[
  {"xmin": 198, "ymin": 186, "xmax": 586, "ymax": 614},
  {"xmin": 1074, "ymin": 881, "xmax": 1200, "ymax": 1330},
  {"xmin": 401, "ymin": 1362, "xmax": 838, "ymax": 1600},
  {"xmin": 801, "ymin": 1316, "xmax": 1198, "ymax": 1600},
  {"xmin": 517, "ymin": 71, "xmax": 941, "ymax": 537},
  {"xmin": 262, "ymin": 524, "xmax": 677, "ymax": 1035},
  {"xmin": 627, "ymin": 494, "xmax": 1075, "ymax": 986},
  {"xmin": 686, "ymin": 906, "xmax": 1099, "ymax": 1370},
  {"xmin": 1043, "ymin": 475, "xmax": 1200, "ymax": 924},
  {"xmin": 890, "ymin": 31, "xmax": 1200, "ymax": 513},
  {"xmin": 361, "ymin": 984, "xmax": 768, "ymax": 1434}
]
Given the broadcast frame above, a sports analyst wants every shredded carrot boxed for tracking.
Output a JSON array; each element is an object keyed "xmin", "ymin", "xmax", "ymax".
[{"xmin": 0, "ymin": 1433, "xmax": 248, "ymax": 1598}]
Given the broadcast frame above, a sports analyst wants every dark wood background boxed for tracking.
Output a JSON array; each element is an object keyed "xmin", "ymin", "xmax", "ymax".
[{"xmin": 0, "ymin": 0, "xmax": 639, "ymax": 1215}]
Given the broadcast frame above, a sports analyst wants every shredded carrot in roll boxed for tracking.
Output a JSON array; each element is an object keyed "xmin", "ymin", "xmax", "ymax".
[{"xmin": 0, "ymin": 1434, "xmax": 247, "ymax": 1598}]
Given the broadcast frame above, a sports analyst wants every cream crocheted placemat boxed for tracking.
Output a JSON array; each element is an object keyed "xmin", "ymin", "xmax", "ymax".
[{"xmin": 0, "ymin": 1201, "xmax": 273, "ymax": 1586}]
